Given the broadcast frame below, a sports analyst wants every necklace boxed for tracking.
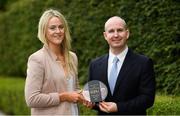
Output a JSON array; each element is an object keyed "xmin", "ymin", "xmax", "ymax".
[
  {"xmin": 56, "ymin": 56, "xmax": 70, "ymax": 81},
  {"xmin": 66, "ymin": 75, "xmax": 70, "ymax": 81}
]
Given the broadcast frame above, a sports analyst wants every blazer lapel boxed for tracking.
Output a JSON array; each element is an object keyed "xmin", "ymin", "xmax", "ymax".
[
  {"xmin": 99, "ymin": 54, "xmax": 120, "ymax": 96},
  {"xmin": 96, "ymin": 54, "xmax": 112, "ymax": 94},
  {"xmin": 99, "ymin": 54, "xmax": 109, "ymax": 85},
  {"xmin": 114, "ymin": 49, "xmax": 135, "ymax": 93}
]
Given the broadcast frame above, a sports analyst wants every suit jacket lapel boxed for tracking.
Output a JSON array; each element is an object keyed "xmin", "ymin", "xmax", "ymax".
[
  {"xmin": 114, "ymin": 49, "xmax": 135, "ymax": 93},
  {"xmin": 96, "ymin": 54, "xmax": 112, "ymax": 95},
  {"xmin": 99, "ymin": 54, "xmax": 109, "ymax": 86},
  {"xmin": 99, "ymin": 54, "xmax": 122, "ymax": 96}
]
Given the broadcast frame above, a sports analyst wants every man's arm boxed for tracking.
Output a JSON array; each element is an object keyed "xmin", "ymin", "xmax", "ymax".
[{"xmin": 117, "ymin": 58, "xmax": 155, "ymax": 113}]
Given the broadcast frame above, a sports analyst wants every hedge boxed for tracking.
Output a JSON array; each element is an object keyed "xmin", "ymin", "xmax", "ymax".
[
  {"xmin": 0, "ymin": 77, "xmax": 30, "ymax": 114},
  {"xmin": 1, "ymin": 77, "xmax": 180, "ymax": 115},
  {"xmin": 0, "ymin": 0, "xmax": 179, "ymax": 94}
]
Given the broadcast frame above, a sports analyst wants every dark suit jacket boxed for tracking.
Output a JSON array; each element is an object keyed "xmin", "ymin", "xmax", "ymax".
[{"xmin": 89, "ymin": 49, "xmax": 155, "ymax": 115}]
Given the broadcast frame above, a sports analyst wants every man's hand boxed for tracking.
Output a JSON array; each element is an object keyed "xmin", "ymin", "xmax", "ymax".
[{"xmin": 99, "ymin": 101, "xmax": 118, "ymax": 113}]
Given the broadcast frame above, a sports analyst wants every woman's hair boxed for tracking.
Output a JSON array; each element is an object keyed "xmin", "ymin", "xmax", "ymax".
[{"xmin": 38, "ymin": 9, "xmax": 77, "ymax": 75}]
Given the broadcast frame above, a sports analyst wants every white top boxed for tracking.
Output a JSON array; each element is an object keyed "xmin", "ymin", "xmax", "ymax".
[
  {"xmin": 108, "ymin": 46, "xmax": 128, "ymax": 80},
  {"xmin": 66, "ymin": 75, "xmax": 78, "ymax": 115}
]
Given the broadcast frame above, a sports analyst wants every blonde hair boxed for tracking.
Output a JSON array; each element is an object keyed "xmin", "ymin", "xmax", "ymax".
[{"xmin": 38, "ymin": 9, "xmax": 77, "ymax": 75}]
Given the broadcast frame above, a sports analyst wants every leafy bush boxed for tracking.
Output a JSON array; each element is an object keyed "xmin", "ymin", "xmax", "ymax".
[
  {"xmin": 0, "ymin": 77, "xmax": 30, "ymax": 114},
  {"xmin": 0, "ymin": 0, "xmax": 179, "ymax": 94},
  {"xmin": 147, "ymin": 94, "xmax": 180, "ymax": 115},
  {"xmin": 1, "ymin": 77, "xmax": 180, "ymax": 115}
]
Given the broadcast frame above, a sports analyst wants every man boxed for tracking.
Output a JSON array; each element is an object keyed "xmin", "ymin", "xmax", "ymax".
[{"xmin": 88, "ymin": 16, "xmax": 155, "ymax": 115}]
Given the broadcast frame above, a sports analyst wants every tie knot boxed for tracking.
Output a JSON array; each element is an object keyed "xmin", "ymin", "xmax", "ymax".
[{"xmin": 113, "ymin": 57, "xmax": 119, "ymax": 63}]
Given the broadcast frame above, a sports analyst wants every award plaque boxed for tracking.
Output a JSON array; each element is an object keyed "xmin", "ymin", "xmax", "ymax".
[{"xmin": 82, "ymin": 80, "xmax": 108, "ymax": 102}]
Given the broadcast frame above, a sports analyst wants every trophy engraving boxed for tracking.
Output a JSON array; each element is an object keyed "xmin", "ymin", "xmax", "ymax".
[{"xmin": 82, "ymin": 80, "xmax": 108, "ymax": 102}]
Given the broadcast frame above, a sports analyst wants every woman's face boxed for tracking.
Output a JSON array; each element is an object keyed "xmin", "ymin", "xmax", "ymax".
[{"xmin": 46, "ymin": 16, "xmax": 65, "ymax": 46}]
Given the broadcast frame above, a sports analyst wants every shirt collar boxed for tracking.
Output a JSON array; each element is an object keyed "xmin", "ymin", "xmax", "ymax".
[{"xmin": 109, "ymin": 46, "xmax": 128, "ymax": 63}]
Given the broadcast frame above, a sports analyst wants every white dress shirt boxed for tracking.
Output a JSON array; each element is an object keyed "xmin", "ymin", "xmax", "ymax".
[{"xmin": 108, "ymin": 46, "xmax": 128, "ymax": 81}]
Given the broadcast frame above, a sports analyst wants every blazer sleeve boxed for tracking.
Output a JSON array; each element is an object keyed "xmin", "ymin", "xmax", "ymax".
[
  {"xmin": 117, "ymin": 58, "xmax": 156, "ymax": 113},
  {"xmin": 25, "ymin": 53, "xmax": 60, "ymax": 108}
]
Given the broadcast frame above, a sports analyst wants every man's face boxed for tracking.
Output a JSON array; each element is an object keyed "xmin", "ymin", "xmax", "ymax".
[{"xmin": 104, "ymin": 17, "xmax": 129, "ymax": 50}]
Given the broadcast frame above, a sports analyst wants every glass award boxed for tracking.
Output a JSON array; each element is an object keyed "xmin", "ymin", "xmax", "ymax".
[{"xmin": 82, "ymin": 80, "xmax": 108, "ymax": 102}]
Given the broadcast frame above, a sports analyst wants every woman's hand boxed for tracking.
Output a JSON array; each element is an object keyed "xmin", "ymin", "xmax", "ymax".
[
  {"xmin": 83, "ymin": 100, "xmax": 95, "ymax": 109},
  {"xmin": 59, "ymin": 91, "xmax": 84, "ymax": 103}
]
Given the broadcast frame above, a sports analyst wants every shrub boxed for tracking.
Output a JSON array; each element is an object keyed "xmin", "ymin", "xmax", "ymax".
[
  {"xmin": 0, "ymin": 77, "xmax": 30, "ymax": 114},
  {"xmin": 1, "ymin": 77, "xmax": 180, "ymax": 115},
  {"xmin": 147, "ymin": 94, "xmax": 180, "ymax": 115},
  {"xmin": 0, "ymin": 0, "xmax": 179, "ymax": 95}
]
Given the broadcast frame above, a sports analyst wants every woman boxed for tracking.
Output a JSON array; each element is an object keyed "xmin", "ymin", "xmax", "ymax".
[{"xmin": 25, "ymin": 9, "xmax": 83, "ymax": 115}]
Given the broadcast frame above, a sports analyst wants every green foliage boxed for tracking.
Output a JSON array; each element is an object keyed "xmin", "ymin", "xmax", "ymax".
[
  {"xmin": 0, "ymin": 76, "xmax": 30, "ymax": 114},
  {"xmin": 1, "ymin": 77, "xmax": 180, "ymax": 115},
  {"xmin": 147, "ymin": 94, "xmax": 180, "ymax": 115},
  {"xmin": 0, "ymin": 0, "xmax": 7, "ymax": 11},
  {"xmin": 79, "ymin": 104, "xmax": 97, "ymax": 115},
  {"xmin": 0, "ymin": 0, "xmax": 179, "ymax": 94}
]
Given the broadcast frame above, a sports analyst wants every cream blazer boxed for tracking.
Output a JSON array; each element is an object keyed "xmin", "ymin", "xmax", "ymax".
[{"xmin": 25, "ymin": 45, "xmax": 79, "ymax": 115}]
